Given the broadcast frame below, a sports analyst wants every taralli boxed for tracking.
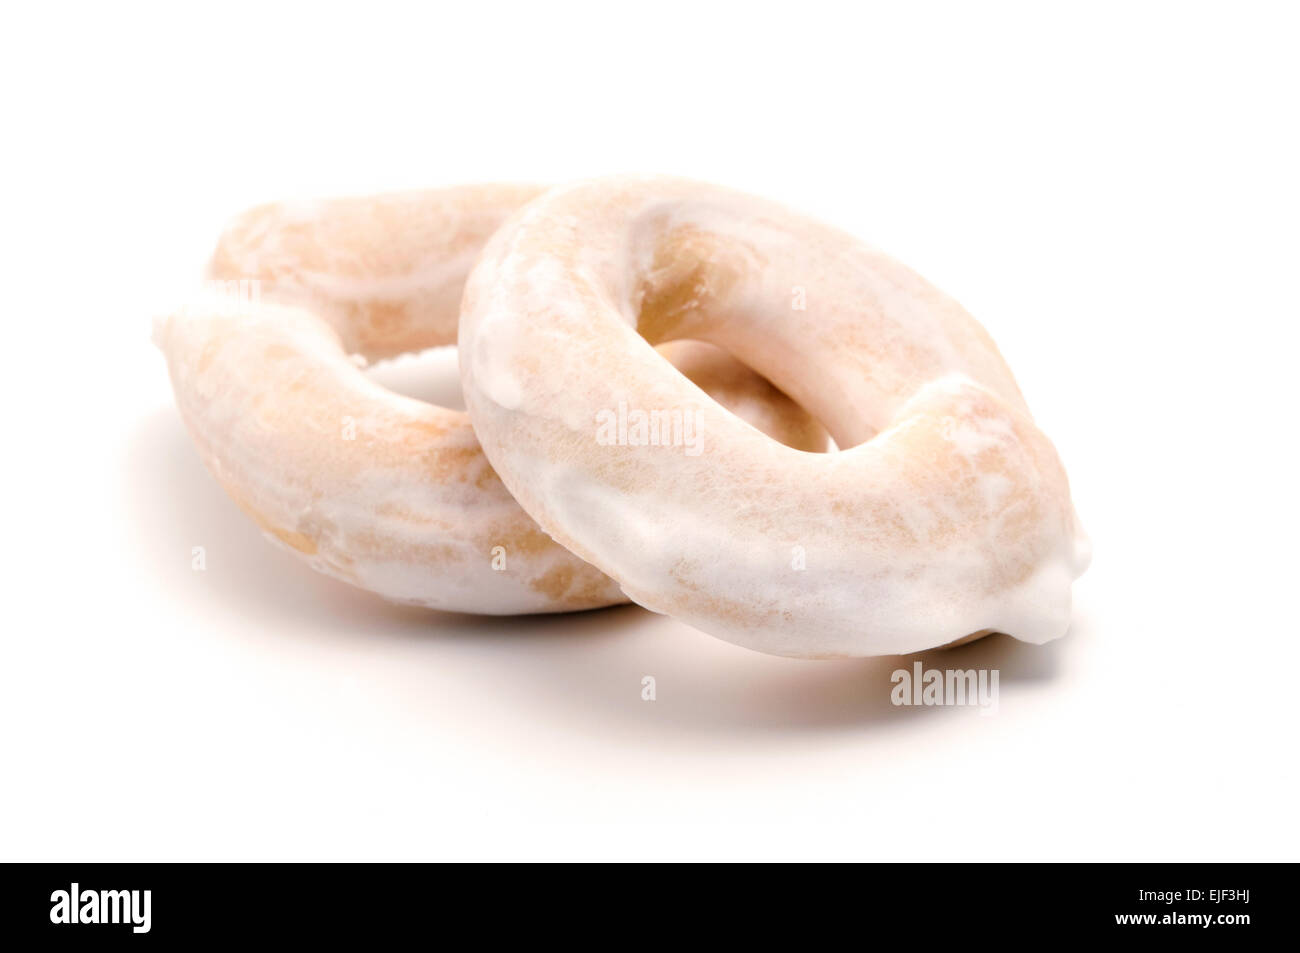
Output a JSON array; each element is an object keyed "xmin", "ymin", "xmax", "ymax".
[
  {"xmin": 155, "ymin": 186, "xmax": 825, "ymax": 613},
  {"xmin": 459, "ymin": 176, "xmax": 1090, "ymax": 656}
]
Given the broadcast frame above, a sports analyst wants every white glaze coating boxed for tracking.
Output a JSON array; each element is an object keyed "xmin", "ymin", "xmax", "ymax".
[
  {"xmin": 459, "ymin": 176, "xmax": 1090, "ymax": 654},
  {"xmin": 156, "ymin": 186, "xmax": 826, "ymax": 613}
]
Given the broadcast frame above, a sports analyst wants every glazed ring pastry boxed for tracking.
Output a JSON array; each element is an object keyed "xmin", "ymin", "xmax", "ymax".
[
  {"xmin": 155, "ymin": 186, "xmax": 825, "ymax": 613},
  {"xmin": 459, "ymin": 176, "xmax": 1090, "ymax": 655}
]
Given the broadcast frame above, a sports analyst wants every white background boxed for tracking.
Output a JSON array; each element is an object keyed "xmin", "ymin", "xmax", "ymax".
[{"xmin": 2, "ymin": 1, "xmax": 1297, "ymax": 860}]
